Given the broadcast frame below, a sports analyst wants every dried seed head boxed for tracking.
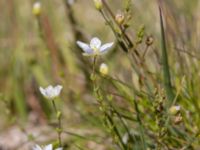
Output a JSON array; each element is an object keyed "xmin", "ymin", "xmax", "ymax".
[
  {"xmin": 174, "ymin": 115, "xmax": 183, "ymax": 124},
  {"xmin": 146, "ymin": 36, "xmax": 154, "ymax": 46}
]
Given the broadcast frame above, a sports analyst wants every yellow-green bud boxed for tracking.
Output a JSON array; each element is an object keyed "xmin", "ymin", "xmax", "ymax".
[
  {"xmin": 32, "ymin": 2, "xmax": 41, "ymax": 16},
  {"xmin": 56, "ymin": 127, "xmax": 62, "ymax": 133},
  {"xmin": 99, "ymin": 63, "xmax": 108, "ymax": 76},
  {"xmin": 115, "ymin": 13, "xmax": 125, "ymax": 25},
  {"xmin": 56, "ymin": 111, "xmax": 62, "ymax": 119},
  {"xmin": 93, "ymin": 0, "xmax": 103, "ymax": 10},
  {"xmin": 169, "ymin": 105, "xmax": 181, "ymax": 115}
]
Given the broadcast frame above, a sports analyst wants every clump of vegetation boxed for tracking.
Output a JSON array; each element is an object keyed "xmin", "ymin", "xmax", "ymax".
[{"xmin": 0, "ymin": 0, "xmax": 200, "ymax": 149}]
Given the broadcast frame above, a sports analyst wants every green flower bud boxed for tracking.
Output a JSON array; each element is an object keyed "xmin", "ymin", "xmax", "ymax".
[
  {"xmin": 32, "ymin": 2, "xmax": 41, "ymax": 16},
  {"xmin": 93, "ymin": 0, "xmax": 103, "ymax": 10},
  {"xmin": 56, "ymin": 111, "xmax": 62, "ymax": 119},
  {"xmin": 115, "ymin": 13, "xmax": 125, "ymax": 25}
]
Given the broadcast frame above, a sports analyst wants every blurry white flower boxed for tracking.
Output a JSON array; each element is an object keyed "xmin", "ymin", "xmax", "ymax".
[
  {"xmin": 76, "ymin": 37, "xmax": 114, "ymax": 56},
  {"xmin": 32, "ymin": 2, "xmax": 41, "ymax": 16},
  {"xmin": 67, "ymin": 0, "xmax": 75, "ymax": 5},
  {"xmin": 99, "ymin": 63, "xmax": 108, "ymax": 75},
  {"xmin": 39, "ymin": 85, "xmax": 63, "ymax": 100},
  {"xmin": 33, "ymin": 144, "xmax": 62, "ymax": 150}
]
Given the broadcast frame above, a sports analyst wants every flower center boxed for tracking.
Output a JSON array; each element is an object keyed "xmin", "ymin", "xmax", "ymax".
[{"xmin": 91, "ymin": 46, "xmax": 99, "ymax": 53}]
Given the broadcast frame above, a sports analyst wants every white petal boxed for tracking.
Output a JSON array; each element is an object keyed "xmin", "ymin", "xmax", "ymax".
[
  {"xmin": 33, "ymin": 145, "xmax": 42, "ymax": 150},
  {"xmin": 100, "ymin": 42, "xmax": 114, "ymax": 53},
  {"xmin": 46, "ymin": 85, "xmax": 53, "ymax": 92},
  {"xmin": 46, "ymin": 85, "xmax": 54, "ymax": 98},
  {"xmin": 39, "ymin": 87, "xmax": 47, "ymax": 97},
  {"xmin": 54, "ymin": 85, "xmax": 63, "ymax": 96},
  {"xmin": 76, "ymin": 41, "xmax": 93, "ymax": 53},
  {"xmin": 90, "ymin": 37, "xmax": 101, "ymax": 49},
  {"xmin": 44, "ymin": 144, "xmax": 53, "ymax": 150}
]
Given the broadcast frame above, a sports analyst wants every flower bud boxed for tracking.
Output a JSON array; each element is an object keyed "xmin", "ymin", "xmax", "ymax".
[
  {"xmin": 99, "ymin": 63, "xmax": 108, "ymax": 76},
  {"xmin": 115, "ymin": 13, "xmax": 125, "ymax": 25},
  {"xmin": 93, "ymin": 0, "xmax": 103, "ymax": 10},
  {"xmin": 56, "ymin": 111, "xmax": 62, "ymax": 119},
  {"xmin": 169, "ymin": 105, "xmax": 181, "ymax": 115},
  {"xmin": 32, "ymin": 2, "xmax": 41, "ymax": 16}
]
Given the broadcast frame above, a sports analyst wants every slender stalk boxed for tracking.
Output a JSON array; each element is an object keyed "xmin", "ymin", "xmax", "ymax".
[
  {"xmin": 159, "ymin": 5, "xmax": 175, "ymax": 103},
  {"xmin": 132, "ymin": 98, "xmax": 147, "ymax": 150},
  {"xmin": 52, "ymin": 100, "xmax": 62, "ymax": 147},
  {"xmin": 52, "ymin": 100, "xmax": 58, "ymax": 113}
]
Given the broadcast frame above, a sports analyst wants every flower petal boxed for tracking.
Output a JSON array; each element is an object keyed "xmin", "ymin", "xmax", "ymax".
[
  {"xmin": 39, "ymin": 87, "xmax": 46, "ymax": 97},
  {"xmin": 32, "ymin": 145, "xmax": 42, "ymax": 150},
  {"xmin": 54, "ymin": 85, "xmax": 63, "ymax": 96},
  {"xmin": 76, "ymin": 41, "xmax": 93, "ymax": 53},
  {"xmin": 90, "ymin": 37, "xmax": 101, "ymax": 49},
  {"xmin": 100, "ymin": 42, "xmax": 114, "ymax": 53},
  {"xmin": 44, "ymin": 144, "xmax": 53, "ymax": 150}
]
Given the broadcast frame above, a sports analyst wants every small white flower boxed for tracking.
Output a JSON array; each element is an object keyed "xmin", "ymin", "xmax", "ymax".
[
  {"xmin": 39, "ymin": 85, "xmax": 63, "ymax": 100},
  {"xmin": 33, "ymin": 144, "xmax": 62, "ymax": 150},
  {"xmin": 67, "ymin": 0, "xmax": 75, "ymax": 5},
  {"xmin": 76, "ymin": 37, "xmax": 114, "ymax": 56}
]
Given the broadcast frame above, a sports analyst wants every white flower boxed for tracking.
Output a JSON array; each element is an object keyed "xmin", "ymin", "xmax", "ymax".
[
  {"xmin": 76, "ymin": 37, "xmax": 114, "ymax": 56},
  {"xmin": 39, "ymin": 85, "xmax": 63, "ymax": 100},
  {"xmin": 33, "ymin": 144, "xmax": 62, "ymax": 150},
  {"xmin": 67, "ymin": 0, "xmax": 75, "ymax": 5}
]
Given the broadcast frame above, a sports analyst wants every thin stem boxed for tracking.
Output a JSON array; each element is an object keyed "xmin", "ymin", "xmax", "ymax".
[
  {"xmin": 52, "ymin": 100, "xmax": 57, "ymax": 113},
  {"xmin": 52, "ymin": 100, "xmax": 62, "ymax": 147}
]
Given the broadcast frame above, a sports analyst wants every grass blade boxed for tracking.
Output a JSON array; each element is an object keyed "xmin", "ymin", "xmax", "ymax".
[{"xmin": 159, "ymin": 5, "xmax": 175, "ymax": 102}]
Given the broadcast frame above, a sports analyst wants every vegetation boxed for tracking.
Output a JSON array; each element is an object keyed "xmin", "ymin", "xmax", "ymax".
[{"xmin": 0, "ymin": 0, "xmax": 200, "ymax": 149}]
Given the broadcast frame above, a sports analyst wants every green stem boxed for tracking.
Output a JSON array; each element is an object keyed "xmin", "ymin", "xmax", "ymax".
[
  {"xmin": 52, "ymin": 100, "xmax": 62, "ymax": 147},
  {"xmin": 159, "ymin": 5, "xmax": 175, "ymax": 103},
  {"xmin": 132, "ymin": 98, "xmax": 147, "ymax": 150}
]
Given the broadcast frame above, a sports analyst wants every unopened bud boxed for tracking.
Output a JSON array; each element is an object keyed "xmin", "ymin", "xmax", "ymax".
[
  {"xmin": 56, "ymin": 111, "xmax": 62, "ymax": 119},
  {"xmin": 32, "ymin": 2, "xmax": 41, "ymax": 16},
  {"xmin": 99, "ymin": 63, "xmax": 108, "ymax": 76},
  {"xmin": 115, "ymin": 13, "xmax": 125, "ymax": 25},
  {"xmin": 93, "ymin": 0, "xmax": 103, "ymax": 10},
  {"xmin": 169, "ymin": 105, "xmax": 181, "ymax": 115}
]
